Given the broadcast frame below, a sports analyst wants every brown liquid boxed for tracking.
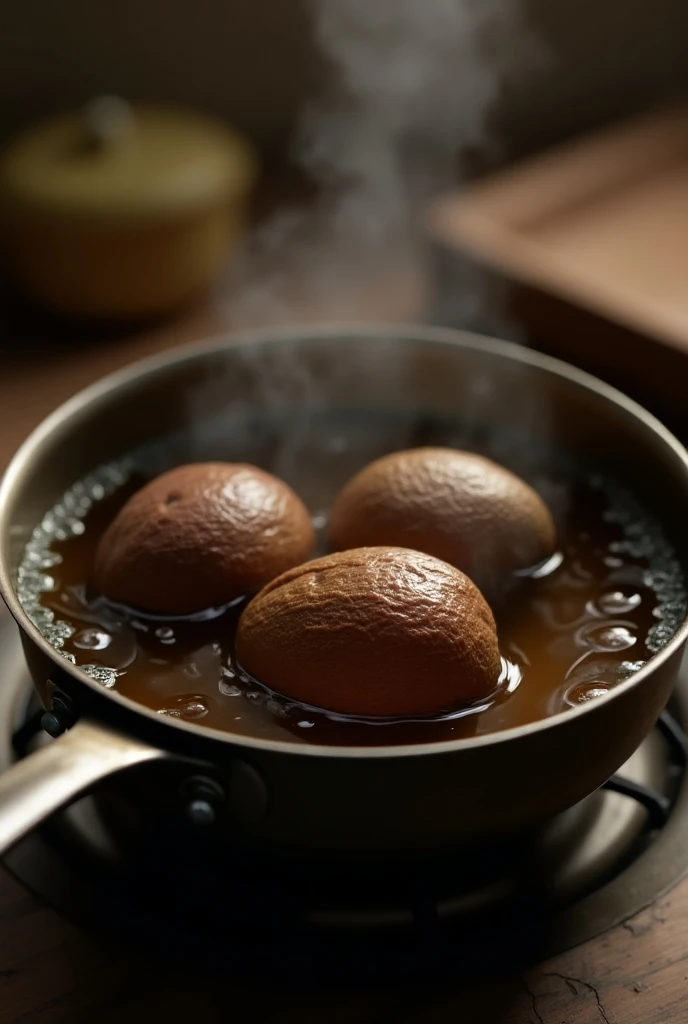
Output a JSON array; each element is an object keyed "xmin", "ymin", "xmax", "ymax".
[{"xmin": 39, "ymin": 465, "xmax": 668, "ymax": 747}]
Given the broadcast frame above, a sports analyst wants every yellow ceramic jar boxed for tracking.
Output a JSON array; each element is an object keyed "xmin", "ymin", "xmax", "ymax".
[{"xmin": 0, "ymin": 97, "xmax": 257, "ymax": 319}]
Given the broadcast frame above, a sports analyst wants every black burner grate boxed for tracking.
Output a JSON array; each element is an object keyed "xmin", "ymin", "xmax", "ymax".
[
  {"xmin": 3, "ymin": 607, "xmax": 688, "ymax": 978},
  {"xmin": 600, "ymin": 707, "xmax": 687, "ymax": 830}
]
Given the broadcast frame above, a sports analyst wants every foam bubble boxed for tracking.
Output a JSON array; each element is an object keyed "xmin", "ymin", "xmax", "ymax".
[
  {"xmin": 81, "ymin": 664, "xmax": 118, "ymax": 688},
  {"xmin": 576, "ymin": 622, "xmax": 637, "ymax": 653},
  {"xmin": 592, "ymin": 474, "xmax": 687, "ymax": 653},
  {"xmin": 16, "ymin": 459, "xmax": 132, "ymax": 684},
  {"xmin": 157, "ymin": 695, "xmax": 210, "ymax": 721},
  {"xmin": 565, "ymin": 682, "xmax": 610, "ymax": 707},
  {"xmin": 596, "ymin": 590, "xmax": 642, "ymax": 616},
  {"xmin": 619, "ymin": 659, "xmax": 646, "ymax": 680}
]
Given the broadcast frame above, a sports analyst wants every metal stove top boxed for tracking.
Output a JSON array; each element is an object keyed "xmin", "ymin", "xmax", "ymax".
[{"xmin": 2, "ymin": 615, "xmax": 688, "ymax": 980}]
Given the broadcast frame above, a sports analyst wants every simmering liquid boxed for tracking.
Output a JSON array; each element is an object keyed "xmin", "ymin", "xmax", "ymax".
[{"xmin": 19, "ymin": 408, "xmax": 686, "ymax": 747}]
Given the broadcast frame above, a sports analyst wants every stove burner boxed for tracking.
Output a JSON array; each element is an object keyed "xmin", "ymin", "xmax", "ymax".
[{"xmin": 2, "ymin": 615, "xmax": 688, "ymax": 978}]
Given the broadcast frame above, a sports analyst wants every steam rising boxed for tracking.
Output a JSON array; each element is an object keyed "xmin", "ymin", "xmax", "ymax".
[{"xmin": 222, "ymin": 0, "xmax": 541, "ymax": 328}]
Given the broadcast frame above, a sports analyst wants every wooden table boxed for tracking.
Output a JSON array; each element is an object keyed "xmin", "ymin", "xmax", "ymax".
[{"xmin": 1, "ymin": 299, "xmax": 688, "ymax": 1024}]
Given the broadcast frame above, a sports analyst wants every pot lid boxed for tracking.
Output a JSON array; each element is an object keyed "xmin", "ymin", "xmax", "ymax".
[{"xmin": 0, "ymin": 97, "xmax": 258, "ymax": 222}]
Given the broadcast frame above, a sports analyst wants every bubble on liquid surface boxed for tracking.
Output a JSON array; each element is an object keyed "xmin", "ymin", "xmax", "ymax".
[
  {"xmin": 16, "ymin": 459, "xmax": 133, "ymax": 656},
  {"xmin": 577, "ymin": 622, "xmax": 637, "ymax": 653},
  {"xmin": 219, "ymin": 680, "xmax": 242, "ymax": 697},
  {"xmin": 596, "ymin": 590, "xmax": 642, "ymax": 616},
  {"xmin": 593, "ymin": 474, "xmax": 687, "ymax": 651},
  {"xmin": 43, "ymin": 620, "xmax": 75, "ymax": 649},
  {"xmin": 565, "ymin": 657, "xmax": 620, "ymax": 685},
  {"xmin": 74, "ymin": 628, "xmax": 112, "ymax": 651},
  {"xmin": 565, "ymin": 681, "xmax": 610, "ymax": 707},
  {"xmin": 25, "ymin": 550, "xmax": 63, "ymax": 570},
  {"xmin": 157, "ymin": 694, "xmax": 210, "ymax": 721},
  {"xmin": 619, "ymin": 659, "xmax": 646, "ymax": 680},
  {"xmin": 81, "ymin": 664, "xmax": 117, "ymax": 688}
]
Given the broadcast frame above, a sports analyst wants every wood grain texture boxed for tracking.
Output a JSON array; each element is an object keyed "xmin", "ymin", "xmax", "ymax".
[
  {"xmin": 428, "ymin": 105, "xmax": 688, "ymax": 358},
  {"xmin": 1, "ymin": 856, "xmax": 687, "ymax": 1023}
]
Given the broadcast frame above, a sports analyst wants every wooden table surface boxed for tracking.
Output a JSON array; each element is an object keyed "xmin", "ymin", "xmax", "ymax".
[{"xmin": 1, "ymin": 296, "xmax": 688, "ymax": 1024}]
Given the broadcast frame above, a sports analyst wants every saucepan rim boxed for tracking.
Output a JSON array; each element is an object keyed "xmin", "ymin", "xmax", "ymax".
[{"xmin": 2, "ymin": 321, "xmax": 687, "ymax": 760}]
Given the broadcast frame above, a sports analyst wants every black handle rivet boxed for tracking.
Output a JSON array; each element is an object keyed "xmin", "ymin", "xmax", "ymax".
[
  {"xmin": 41, "ymin": 711, "xmax": 65, "ymax": 738},
  {"xmin": 186, "ymin": 798, "xmax": 216, "ymax": 825}
]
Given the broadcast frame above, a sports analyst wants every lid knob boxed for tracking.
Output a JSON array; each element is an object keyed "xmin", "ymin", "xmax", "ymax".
[{"xmin": 81, "ymin": 95, "xmax": 134, "ymax": 152}]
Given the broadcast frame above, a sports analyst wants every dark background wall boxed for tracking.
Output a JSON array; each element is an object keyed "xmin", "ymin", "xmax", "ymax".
[{"xmin": 3, "ymin": 0, "xmax": 687, "ymax": 162}]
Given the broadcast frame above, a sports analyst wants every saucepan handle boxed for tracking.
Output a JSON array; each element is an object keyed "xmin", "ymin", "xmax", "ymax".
[{"xmin": 0, "ymin": 718, "xmax": 167, "ymax": 855}]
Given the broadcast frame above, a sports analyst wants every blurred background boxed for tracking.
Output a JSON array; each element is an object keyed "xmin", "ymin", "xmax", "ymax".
[
  {"xmin": 3, "ymin": 0, "xmax": 687, "ymax": 162},
  {"xmin": 1, "ymin": 0, "xmax": 688, "ymax": 454}
]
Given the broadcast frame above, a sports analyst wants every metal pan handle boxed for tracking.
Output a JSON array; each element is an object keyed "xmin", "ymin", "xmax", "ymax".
[{"xmin": 0, "ymin": 718, "xmax": 166, "ymax": 855}]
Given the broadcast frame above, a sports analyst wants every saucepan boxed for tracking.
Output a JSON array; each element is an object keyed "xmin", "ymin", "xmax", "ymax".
[{"xmin": 1, "ymin": 324, "xmax": 687, "ymax": 859}]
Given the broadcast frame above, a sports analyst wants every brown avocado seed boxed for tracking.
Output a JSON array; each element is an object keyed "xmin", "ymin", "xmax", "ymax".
[
  {"xmin": 329, "ymin": 448, "xmax": 556, "ymax": 589},
  {"xmin": 94, "ymin": 462, "xmax": 315, "ymax": 615},
  {"xmin": 235, "ymin": 546, "xmax": 502, "ymax": 717}
]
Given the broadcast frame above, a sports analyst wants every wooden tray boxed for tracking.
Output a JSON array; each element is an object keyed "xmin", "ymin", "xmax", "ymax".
[{"xmin": 428, "ymin": 105, "xmax": 688, "ymax": 356}]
